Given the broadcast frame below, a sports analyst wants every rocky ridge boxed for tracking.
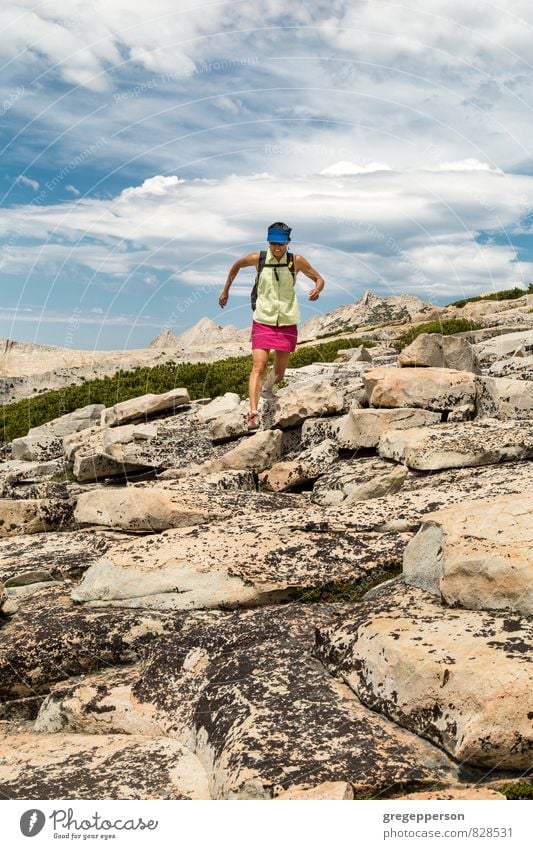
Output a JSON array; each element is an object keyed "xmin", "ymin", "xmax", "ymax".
[{"xmin": 0, "ymin": 290, "xmax": 532, "ymax": 800}]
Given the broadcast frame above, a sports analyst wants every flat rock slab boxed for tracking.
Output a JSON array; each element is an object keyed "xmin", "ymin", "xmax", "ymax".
[
  {"xmin": 40, "ymin": 604, "xmax": 458, "ymax": 798},
  {"xmin": 34, "ymin": 604, "xmax": 347, "ymax": 736},
  {"xmin": 311, "ymin": 457, "xmax": 411, "ymax": 506},
  {"xmin": 316, "ymin": 582, "xmax": 533, "ymax": 769},
  {"xmin": 363, "ymin": 367, "xmax": 478, "ymax": 412},
  {"xmin": 72, "ymin": 508, "xmax": 410, "ymax": 610},
  {"xmin": 0, "ymin": 458, "xmax": 67, "ymax": 488},
  {"xmin": 74, "ymin": 486, "xmax": 303, "ymax": 531},
  {"xmin": 379, "ymin": 419, "xmax": 533, "ymax": 470},
  {"xmin": 0, "ymin": 497, "xmax": 74, "ymax": 536},
  {"xmin": 0, "ymin": 529, "xmax": 134, "ymax": 583},
  {"xmin": 0, "ymin": 583, "xmax": 202, "ymax": 700},
  {"xmin": 0, "ymin": 729, "xmax": 210, "ymax": 799},
  {"xmin": 404, "ymin": 491, "xmax": 533, "ymax": 615},
  {"xmin": 102, "ymin": 388, "xmax": 190, "ymax": 427},
  {"xmin": 134, "ymin": 608, "xmax": 459, "ymax": 799},
  {"xmin": 319, "ymin": 459, "xmax": 533, "ymax": 532}
]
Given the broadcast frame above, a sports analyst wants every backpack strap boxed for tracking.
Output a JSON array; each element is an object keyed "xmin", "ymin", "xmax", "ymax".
[{"xmin": 251, "ymin": 250, "xmax": 267, "ymax": 312}]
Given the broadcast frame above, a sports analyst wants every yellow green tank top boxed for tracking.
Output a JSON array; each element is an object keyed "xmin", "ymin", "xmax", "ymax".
[{"xmin": 253, "ymin": 247, "xmax": 301, "ymax": 326}]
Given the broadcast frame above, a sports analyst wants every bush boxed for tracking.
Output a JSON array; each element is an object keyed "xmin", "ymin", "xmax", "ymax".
[
  {"xmin": 394, "ymin": 318, "xmax": 481, "ymax": 351},
  {"xmin": 1, "ymin": 336, "xmax": 375, "ymax": 445},
  {"xmin": 496, "ymin": 781, "xmax": 533, "ymax": 800},
  {"xmin": 449, "ymin": 284, "xmax": 533, "ymax": 308},
  {"xmin": 316, "ymin": 324, "xmax": 360, "ymax": 339}
]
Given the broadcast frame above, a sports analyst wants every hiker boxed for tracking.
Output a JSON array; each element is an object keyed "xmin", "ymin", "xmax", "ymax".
[{"xmin": 219, "ymin": 222, "xmax": 325, "ymax": 429}]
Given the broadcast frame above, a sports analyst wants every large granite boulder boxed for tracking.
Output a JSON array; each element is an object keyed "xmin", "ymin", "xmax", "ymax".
[
  {"xmin": 195, "ymin": 392, "xmax": 241, "ymax": 423},
  {"xmin": 378, "ymin": 419, "xmax": 533, "ymax": 470},
  {"xmin": 195, "ymin": 428, "xmax": 283, "ymax": 475},
  {"xmin": 477, "ymin": 375, "xmax": 533, "ymax": 420},
  {"xmin": 11, "ymin": 404, "xmax": 105, "ymax": 461},
  {"xmin": 71, "ymin": 411, "xmax": 219, "ymax": 481},
  {"xmin": 207, "ymin": 400, "xmax": 250, "ymax": 441},
  {"xmin": 102, "ymin": 388, "xmax": 190, "ymax": 427},
  {"xmin": 74, "ymin": 486, "xmax": 236, "ymax": 531},
  {"xmin": 337, "ymin": 407, "xmax": 441, "ymax": 449},
  {"xmin": 311, "ymin": 458, "xmax": 410, "ymax": 506},
  {"xmin": 488, "ymin": 355, "xmax": 533, "ymax": 381},
  {"xmin": 316, "ymin": 582, "xmax": 533, "ymax": 769},
  {"xmin": 363, "ymin": 367, "xmax": 478, "ymax": 412},
  {"xmin": 474, "ymin": 328, "xmax": 533, "ymax": 365},
  {"xmin": 258, "ymin": 440, "xmax": 339, "ymax": 491},
  {"xmin": 0, "ymin": 497, "xmax": 74, "ymax": 537},
  {"xmin": 158, "ymin": 469, "xmax": 256, "ymax": 491},
  {"xmin": 300, "ymin": 416, "xmax": 345, "ymax": 449},
  {"xmin": 398, "ymin": 333, "xmax": 481, "ymax": 373},
  {"xmin": 0, "ymin": 729, "xmax": 210, "ymax": 799},
  {"xmin": 266, "ymin": 380, "xmax": 345, "ymax": 428},
  {"xmin": 403, "ymin": 491, "xmax": 533, "ymax": 615},
  {"xmin": 102, "ymin": 416, "xmax": 216, "ymax": 471}
]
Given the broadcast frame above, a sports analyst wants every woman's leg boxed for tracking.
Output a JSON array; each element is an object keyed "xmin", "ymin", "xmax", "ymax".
[
  {"xmin": 249, "ymin": 348, "xmax": 270, "ymax": 412},
  {"xmin": 265, "ymin": 349, "xmax": 291, "ymax": 390}
]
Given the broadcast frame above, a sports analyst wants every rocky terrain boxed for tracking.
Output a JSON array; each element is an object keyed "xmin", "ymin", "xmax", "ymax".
[{"xmin": 0, "ymin": 289, "xmax": 532, "ymax": 801}]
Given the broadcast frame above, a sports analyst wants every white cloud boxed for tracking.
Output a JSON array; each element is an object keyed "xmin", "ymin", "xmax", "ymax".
[
  {"xmin": 65, "ymin": 184, "xmax": 81, "ymax": 195},
  {"xmin": 2, "ymin": 165, "xmax": 533, "ymax": 299},
  {"xmin": 426, "ymin": 158, "xmax": 503, "ymax": 173},
  {"xmin": 320, "ymin": 161, "xmax": 392, "ymax": 175},
  {"xmin": 14, "ymin": 175, "xmax": 40, "ymax": 190}
]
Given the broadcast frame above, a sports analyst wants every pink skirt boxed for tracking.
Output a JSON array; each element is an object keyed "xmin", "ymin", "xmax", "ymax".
[{"xmin": 251, "ymin": 320, "xmax": 297, "ymax": 352}]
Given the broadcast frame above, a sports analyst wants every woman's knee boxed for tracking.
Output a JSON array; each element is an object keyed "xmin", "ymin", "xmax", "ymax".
[{"xmin": 251, "ymin": 361, "xmax": 268, "ymax": 377}]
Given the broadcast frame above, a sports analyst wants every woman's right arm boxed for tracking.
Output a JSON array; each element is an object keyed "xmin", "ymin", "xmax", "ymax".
[{"xmin": 219, "ymin": 252, "xmax": 259, "ymax": 308}]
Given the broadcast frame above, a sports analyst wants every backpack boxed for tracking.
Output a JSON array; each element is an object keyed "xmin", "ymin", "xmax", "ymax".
[{"xmin": 251, "ymin": 250, "xmax": 296, "ymax": 311}]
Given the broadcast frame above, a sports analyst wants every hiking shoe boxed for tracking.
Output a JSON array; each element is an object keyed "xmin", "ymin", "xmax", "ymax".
[
  {"xmin": 260, "ymin": 385, "xmax": 276, "ymax": 400},
  {"xmin": 247, "ymin": 410, "xmax": 260, "ymax": 431}
]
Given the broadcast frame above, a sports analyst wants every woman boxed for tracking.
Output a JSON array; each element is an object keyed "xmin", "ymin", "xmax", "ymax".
[{"xmin": 219, "ymin": 222, "xmax": 325, "ymax": 429}]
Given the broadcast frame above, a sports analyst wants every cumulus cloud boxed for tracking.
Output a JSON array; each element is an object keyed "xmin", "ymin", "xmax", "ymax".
[
  {"xmin": 2, "ymin": 165, "xmax": 532, "ymax": 302},
  {"xmin": 14, "ymin": 175, "xmax": 40, "ymax": 190}
]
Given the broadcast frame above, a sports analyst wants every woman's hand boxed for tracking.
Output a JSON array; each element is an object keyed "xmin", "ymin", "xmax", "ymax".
[
  {"xmin": 219, "ymin": 291, "xmax": 229, "ymax": 308},
  {"xmin": 308, "ymin": 287, "xmax": 321, "ymax": 301}
]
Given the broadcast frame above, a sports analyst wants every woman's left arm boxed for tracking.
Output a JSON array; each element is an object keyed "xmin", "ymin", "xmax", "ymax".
[{"xmin": 296, "ymin": 255, "xmax": 325, "ymax": 300}]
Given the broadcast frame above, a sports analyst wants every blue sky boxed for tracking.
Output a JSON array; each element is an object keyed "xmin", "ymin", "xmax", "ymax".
[{"xmin": 1, "ymin": 0, "xmax": 533, "ymax": 350}]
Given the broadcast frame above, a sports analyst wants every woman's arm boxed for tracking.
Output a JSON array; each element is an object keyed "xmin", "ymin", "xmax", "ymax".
[
  {"xmin": 296, "ymin": 255, "xmax": 325, "ymax": 301},
  {"xmin": 219, "ymin": 252, "xmax": 260, "ymax": 308}
]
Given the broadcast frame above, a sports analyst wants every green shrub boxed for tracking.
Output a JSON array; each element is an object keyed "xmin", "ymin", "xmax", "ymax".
[
  {"xmin": 395, "ymin": 318, "xmax": 482, "ymax": 351},
  {"xmin": 496, "ymin": 781, "xmax": 533, "ymax": 800},
  {"xmin": 449, "ymin": 284, "xmax": 533, "ymax": 308},
  {"xmin": 1, "ymin": 336, "xmax": 375, "ymax": 446},
  {"xmin": 289, "ymin": 337, "xmax": 375, "ymax": 368},
  {"xmin": 316, "ymin": 324, "xmax": 360, "ymax": 339}
]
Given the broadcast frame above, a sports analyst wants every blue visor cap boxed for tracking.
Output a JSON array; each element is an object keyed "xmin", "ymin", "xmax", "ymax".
[{"xmin": 267, "ymin": 227, "xmax": 290, "ymax": 243}]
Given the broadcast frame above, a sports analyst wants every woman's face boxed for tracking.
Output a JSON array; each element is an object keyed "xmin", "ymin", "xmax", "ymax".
[{"xmin": 269, "ymin": 241, "xmax": 287, "ymax": 260}]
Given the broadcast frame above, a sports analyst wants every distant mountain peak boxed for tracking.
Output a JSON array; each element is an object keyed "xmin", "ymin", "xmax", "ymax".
[{"xmin": 148, "ymin": 329, "xmax": 181, "ymax": 349}]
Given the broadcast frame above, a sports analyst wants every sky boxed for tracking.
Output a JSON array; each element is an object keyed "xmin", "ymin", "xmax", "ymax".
[{"xmin": 1, "ymin": 0, "xmax": 533, "ymax": 350}]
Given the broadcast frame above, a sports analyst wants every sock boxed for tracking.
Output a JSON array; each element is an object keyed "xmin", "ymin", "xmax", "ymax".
[{"xmin": 264, "ymin": 370, "xmax": 278, "ymax": 391}]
